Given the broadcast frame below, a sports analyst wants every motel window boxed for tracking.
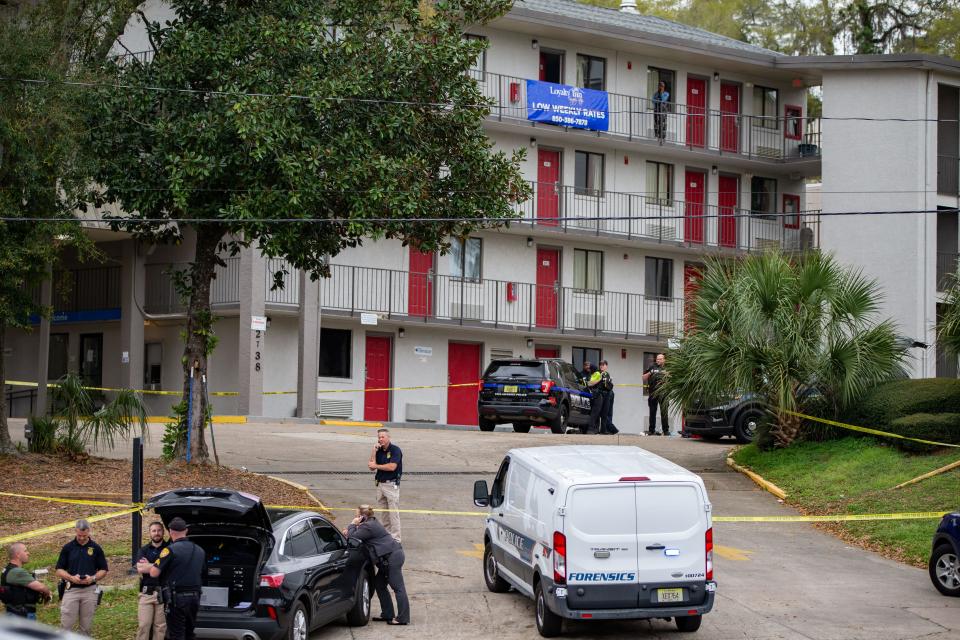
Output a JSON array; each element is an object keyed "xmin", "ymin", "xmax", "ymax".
[
  {"xmin": 750, "ymin": 177, "xmax": 777, "ymax": 219},
  {"xmin": 464, "ymin": 33, "xmax": 487, "ymax": 80},
  {"xmin": 319, "ymin": 328, "xmax": 351, "ymax": 378},
  {"xmin": 645, "ymin": 257, "xmax": 673, "ymax": 299},
  {"xmin": 576, "ymin": 54, "xmax": 606, "ymax": 91},
  {"xmin": 753, "ymin": 86, "xmax": 779, "ymax": 129},
  {"xmin": 647, "ymin": 67, "xmax": 675, "ymax": 108},
  {"xmin": 572, "ymin": 347, "xmax": 602, "ymax": 373},
  {"xmin": 574, "ymin": 150, "xmax": 604, "ymax": 196},
  {"xmin": 450, "ymin": 237, "xmax": 482, "ymax": 281},
  {"xmin": 573, "ymin": 249, "xmax": 603, "ymax": 292},
  {"xmin": 646, "ymin": 161, "xmax": 674, "ymax": 205}
]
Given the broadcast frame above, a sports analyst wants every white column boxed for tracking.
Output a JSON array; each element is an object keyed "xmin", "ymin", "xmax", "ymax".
[
  {"xmin": 297, "ymin": 271, "xmax": 320, "ymax": 418},
  {"xmin": 238, "ymin": 247, "xmax": 266, "ymax": 416}
]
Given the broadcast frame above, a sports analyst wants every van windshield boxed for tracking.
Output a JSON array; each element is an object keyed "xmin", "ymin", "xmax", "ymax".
[{"xmin": 484, "ymin": 363, "xmax": 545, "ymax": 379}]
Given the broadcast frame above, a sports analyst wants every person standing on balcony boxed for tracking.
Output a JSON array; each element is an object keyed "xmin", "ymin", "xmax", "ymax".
[
  {"xmin": 653, "ymin": 81, "xmax": 670, "ymax": 142},
  {"xmin": 643, "ymin": 353, "xmax": 670, "ymax": 435}
]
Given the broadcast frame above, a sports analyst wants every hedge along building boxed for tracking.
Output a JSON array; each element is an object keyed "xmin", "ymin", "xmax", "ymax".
[{"xmin": 5, "ymin": 0, "xmax": 825, "ymax": 432}]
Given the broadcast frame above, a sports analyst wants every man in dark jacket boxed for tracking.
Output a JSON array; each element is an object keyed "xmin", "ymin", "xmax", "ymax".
[{"xmin": 346, "ymin": 505, "xmax": 409, "ymax": 626}]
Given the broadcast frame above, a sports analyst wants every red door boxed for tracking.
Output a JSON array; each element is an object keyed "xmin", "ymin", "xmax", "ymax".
[
  {"xmin": 684, "ymin": 170, "xmax": 706, "ymax": 244},
  {"xmin": 686, "ymin": 77, "xmax": 707, "ymax": 148},
  {"xmin": 408, "ymin": 246, "xmax": 434, "ymax": 316},
  {"xmin": 535, "ymin": 346, "xmax": 560, "ymax": 359},
  {"xmin": 447, "ymin": 342, "xmax": 481, "ymax": 425},
  {"xmin": 364, "ymin": 336, "xmax": 391, "ymax": 421},
  {"xmin": 683, "ymin": 264, "xmax": 704, "ymax": 333},
  {"xmin": 537, "ymin": 149, "xmax": 561, "ymax": 227},
  {"xmin": 718, "ymin": 175, "xmax": 739, "ymax": 248},
  {"xmin": 535, "ymin": 247, "xmax": 560, "ymax": 328},
  {"xmin": 720, "ymin": 82, "xmax": 740, "ymax": 153}
]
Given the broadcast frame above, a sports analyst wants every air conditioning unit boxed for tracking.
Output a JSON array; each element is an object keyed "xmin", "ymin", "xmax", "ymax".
[
  {"xmin": 647, "ymin": 320, "xmax": 677, "ymax": 337},
  {"xmin": 449, "ymin": 302, "xmax": 483, "ymax": 320},
  {"xmin": 574, "ymin": 312, "xmax": 604, "ymax": 331},
  {"xmin": 646, "ymin": 223, "xmax": 676, "ymax": 240},
  {"xmin": 756, "ymin": 146, "xmax": 779, "ymax": 158},
  {"xmin": 406, "ymin": 403, "xmax": 441, "ymax": 423},
  {"xmin": 317, "ymin": 399, "xmax": 352, "ymax": 419},
  {"xmin": 754, "ymin": 238, "xmax": 781, "ymax": 251},
  {"xmin": 489, "ymin": 348, "xmax": 513, "ymax": 360}
]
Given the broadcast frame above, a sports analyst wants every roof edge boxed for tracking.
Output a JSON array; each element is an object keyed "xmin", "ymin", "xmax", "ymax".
[{"xmin": 776, "ymin": 53, "xmax": 960, "ymax": 76}]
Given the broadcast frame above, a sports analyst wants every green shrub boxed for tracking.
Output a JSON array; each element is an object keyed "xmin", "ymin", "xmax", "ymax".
[
  {"xmin": 888, "ymin": 413, "xmax": 960, "ymax": 452},
  {"xmin": 26, "ymin": 416, "xmax": 59, "ymax": 454}
]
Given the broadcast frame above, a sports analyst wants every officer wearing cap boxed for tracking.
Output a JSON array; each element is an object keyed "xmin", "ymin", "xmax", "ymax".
[{"xmin": 137, "ymin": 517, "xmax": 205, "ymax": 640}]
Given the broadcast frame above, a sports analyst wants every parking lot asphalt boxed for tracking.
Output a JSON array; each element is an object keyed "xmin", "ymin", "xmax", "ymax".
[{"xmin": 10, "ymin": 420, "xmax": 960, "ymax": 638}]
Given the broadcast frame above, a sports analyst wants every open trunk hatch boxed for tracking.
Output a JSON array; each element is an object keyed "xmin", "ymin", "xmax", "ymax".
[{"xmin": 147, "ymin": 488, "xmax": 273, "ymax": 533}]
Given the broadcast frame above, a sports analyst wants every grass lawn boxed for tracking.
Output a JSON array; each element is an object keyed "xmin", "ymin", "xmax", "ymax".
[
  {"xmin": 36, "ymin": 586, "xmax": 139, "ymax": 638},
  {"xmin": 732, "ymin": 437, "xmax": 960, "ymax": 567}
]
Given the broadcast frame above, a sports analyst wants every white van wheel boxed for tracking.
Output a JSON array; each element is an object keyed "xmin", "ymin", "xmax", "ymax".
[
  {"xmin": 676, "ymin": 614, "xmax": 702, "ymax": 632},
  {"xmin": 535, "ymin": 582, "xmax": 562, "ymax": 637},
  {"xmin": 483, "ymin": 544, "xmax": 510, "ymax": 593}
]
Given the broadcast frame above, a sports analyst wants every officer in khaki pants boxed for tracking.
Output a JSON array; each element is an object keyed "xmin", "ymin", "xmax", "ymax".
[
  {"xmin": 55, "ymin": 519, "xmax": 108, "ymax": 635},
  {"xmin": 136, "ymin": 521, "xmax": 169, "ymax": 640},
  {"xmin": 368, "ymin": 428, "xmax": 403, "ymax": 542}
]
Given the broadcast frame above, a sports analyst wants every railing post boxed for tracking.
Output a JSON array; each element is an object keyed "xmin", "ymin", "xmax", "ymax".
[
  {"xmin": 495, "ymin": 282, "xmax": 500, "ymax": 329},
  {"xmin": 388, "ymin": 270, "xmax": 393, "ymax": 319},
  {"xmin": 350, "ymin": 266, "xmax": 356, "ymax": 316},
  {"xmin": 625, "ymin": 293, "xmax": 630, "ymax": 339},
  {"xmin": 628, "ymin": 96, "xmax": 633, "ymax": 141},
  {"xmin": 528, "ymin": 283, "xmax": 533, "ymax": 331},
  {"xmin": 459, "ymin": 275, "xmax": 465, "ymax": 325},
  {"xmin": 627, "ymin": 194, "xmax": 633, "ymax": 240},
  {"xmin": 593, "ymin": 291, "xmax": 599, "ymax": 336},
  {"xmin": 596, "ymin": 193, "xmax": 601, "ymax": 236}
]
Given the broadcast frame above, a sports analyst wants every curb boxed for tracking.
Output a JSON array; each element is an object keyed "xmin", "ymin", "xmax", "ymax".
[
  {"xmin": 726, "ymin": 452, "xmax": 788, "ymax": 500},
  {"xmin": 263, "ymin": 474, "xmax": 332, "ymax": 517}
]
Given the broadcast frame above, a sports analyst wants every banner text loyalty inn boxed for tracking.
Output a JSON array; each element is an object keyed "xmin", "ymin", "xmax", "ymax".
[{"xmin": 526, "ymin": 80, "xmax": 609, "ymax": 132}]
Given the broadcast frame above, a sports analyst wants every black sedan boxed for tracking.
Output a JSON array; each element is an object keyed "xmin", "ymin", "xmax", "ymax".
[{"xmin": 148, "ymin": 488, "xmax": 372, "ymax": 640}]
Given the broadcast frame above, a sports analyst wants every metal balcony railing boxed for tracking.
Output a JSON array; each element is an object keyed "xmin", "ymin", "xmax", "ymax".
[
  {"xmin": 318, "ymin": 264, "xmax": 684, "ymax": 340},
  {"xmin": 938, "ymin": 155, "xmax": 960, "ymax": 196},
  {"xmin": 144, "ymin": 257, "xmax": 241, "ymax": 314},
  {"xmin": 471, "ymin": 69, "xmax": 821, "ymax": 162},
  {"xmin": 514, "ymin": 181, "xmax": 819, "ymax": 251},
  {"xmin": 265, "ymin": 258, "xmax": 300, "ymax": 305},
  {"xmin": 937, "ymin": 252, "xmax": 959, "ymax": 292},
  {"xmin": 29, "ymin": 265, "xmax": 122, "ymax": 312}
]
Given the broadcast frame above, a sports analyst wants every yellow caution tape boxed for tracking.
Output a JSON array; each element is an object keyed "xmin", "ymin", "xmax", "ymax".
[
  {"xmin": 0, "ymin": 491, "xmax": 132, "ymax": 509},
  {"xmin": 0, "ymin": 507, "xmax": 142, "ymax": 545},
  {"xmin": 5, "ymin": 380, "xmax": 237, "ymax": 397},
  {"xmin": 786, "ymin": 411, "xmax": 960, "ymax": 449}
]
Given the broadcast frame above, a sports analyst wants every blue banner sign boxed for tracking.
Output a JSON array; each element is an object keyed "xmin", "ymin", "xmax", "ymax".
[
  {"xmin": 526, "ymin": 80, "xmax": 609, "ymax": 131},
  {"xmin": 29, "ymin": 308, "xmax": 122, "ymax": 325}
]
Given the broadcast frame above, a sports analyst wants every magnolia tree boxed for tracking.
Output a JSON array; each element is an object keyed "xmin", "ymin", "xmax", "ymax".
[{"xmin": 89, "ymin": 0, "xmax": 529, "ymax": 462}]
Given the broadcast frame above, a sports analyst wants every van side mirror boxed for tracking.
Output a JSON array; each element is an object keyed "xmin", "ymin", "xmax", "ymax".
[
  {"xmin": 347, "ymin": 537, "xmax": 362, "ymax": 549},
  {"xmin": 473, "ymin": 480, "xmax": 490, "ymax": 507}
]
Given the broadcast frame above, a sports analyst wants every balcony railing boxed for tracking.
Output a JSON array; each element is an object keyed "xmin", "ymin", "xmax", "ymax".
[
  {"xmin": 938, "ymin": 252, "xmax": 959, "ymax": 291},
  {"xmin": 472, "ymin": 70, "xmax": 821, "ymax": 162},
  {"xmin": 514, "ymin": 181, "xmax": 819, "ymax": 251},
  {"xmin": 265, "ymin": 258, "xmax": 300, "ymax": 305},
  {"xmin": 938, "ymin": 155, "xmax": 959, "ymax": 196},
  {"xmin": 144, "ymin": 257, "xmax": 241, "ymax": 314},
  {"xmin": 318, "ymin": 264, "xmax": 683, "ymax": 340},
  {"xmin": 29, "ymin": 265, "xmax": 122, "ymax": 313}
]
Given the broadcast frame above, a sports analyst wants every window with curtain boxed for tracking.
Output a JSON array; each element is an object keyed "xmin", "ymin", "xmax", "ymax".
[
  {"xmin": 646, "ymin": 66, "xmax": 675, "ymax": 106},
  {"xmin": 574, "ymin": 151, "xmax": 604, "ymax": 196},
  {"xmin": 646, "ymin": 161, "xmax": 674, "ymax": 205},
  {"xmin": 450, "ymin": 237, "xmax": 482, "ymax": 281},
  {"xmin": 753, "ymin": 86, "xmax": 779, "ymax": 129},
  {"xmin": 464, "ymin": 33, "xmax": 487, "ymax": 80},
  {"xmin": 574, "ymin": 249, "xmax": 603, "ymax": 292},
  {"xmin": 750, "ymin": 176, "xmax": 777, "ymax": 219},
  {"xmin": 576, "ymin": 54, "xmax": 606, "ymax": 91},
  {"xmin": 645, "ymin": 257, "xmax": 673, "ymax": 299}
]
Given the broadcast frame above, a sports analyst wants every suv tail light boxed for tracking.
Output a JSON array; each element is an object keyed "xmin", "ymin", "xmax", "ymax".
[
  {"xmin": 541, "ymin": 380, "xmax": 555, "ymax": 393},
  {"xmin": 553, "ymin": 531, "xmax": 566, "ymax": 584},
  {"xmin": 705, "ymin": 527, "xmax": 713, "ymax": 580},
  {"xmin": 259, "ymin": 573, "xmax": 285, "ymax": 588},
  {"xmin": 478, "ymin": 380, "xmax": 484, "ymax": 392}
]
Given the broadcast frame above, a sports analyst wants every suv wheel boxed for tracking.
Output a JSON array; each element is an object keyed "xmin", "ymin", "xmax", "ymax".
[
  {"xmin": 535, "ymin": 581, "xmax": 562, "ymax": 637},
  {"xmin": 287, "ymin": 601, "xmax": 309, "ymax": 640},
  {"xmin": 676, "ymin": 614, "xmax": 702, "ymax": 632},
  {"xmin": 734, "ymin": 410, "xmax": 762, "ymax": 443},
  {"xmin": 929, "ymin": 544, "xmax": 960, "ymax": 596},
  {"xmin": 512, "ymin": 422, "xmax": 532, "ymax": 433},
  {"xmin": 549, "ymin": 404, "xmax": 569, "ymax": 434},
  {"xmin": 345, "ymin": 572, "xmax": 372, "ymax": 626},
  {"xmin": 483, "ymin": 543, "xmax": 511, "ymax": 593},
  {"xmin": 479, "ymin": 417, "xmax": 496, "ymax": 432}
]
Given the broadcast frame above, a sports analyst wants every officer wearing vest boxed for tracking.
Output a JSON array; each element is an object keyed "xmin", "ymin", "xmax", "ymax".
[
  {"xmin": 137, "ymin": 517, "xmax": 205, "ymax": 640},
  {"xmin": 2, "ymin": 542, "xmax": 51, "ymax": 619},
  {"xmin": 56, "ymin": 519, "xmax": 108, "ymax": 635},
  {"xmin": 597, "ymin": 360, "xmax": 619, "ymax": 435}
]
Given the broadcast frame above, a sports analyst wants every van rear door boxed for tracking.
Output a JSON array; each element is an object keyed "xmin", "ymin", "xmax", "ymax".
[
  {"xmin": 564, "ymin": 484, "xmax": 639, "ymax": 609},
  {"xmin": 635, "ymin": 482, "xmax": 708, "ymax": 606}
]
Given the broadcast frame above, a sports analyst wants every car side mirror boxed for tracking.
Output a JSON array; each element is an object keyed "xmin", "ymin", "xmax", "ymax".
[
  {"xmin": 347, "ymin": 537, "xmax": 362, "ymax": 549},
  {"xmin": 473, "ymin": 480, "xmax": 490, "ymax": 508}
]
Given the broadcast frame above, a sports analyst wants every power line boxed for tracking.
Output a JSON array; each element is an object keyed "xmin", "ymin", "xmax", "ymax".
[
  {"xmin": 2, "ymin": 76, "xmax": 959, "ymax": 123},
  {"xmin": 1, "ymin": 208, "xmax": 956, "ymax": 225}
]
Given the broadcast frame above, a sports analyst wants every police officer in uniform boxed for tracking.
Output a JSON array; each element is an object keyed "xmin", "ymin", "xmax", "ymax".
[
  {"xmin": 2, "ymin": 542, "xmax": 51, "ymax": 619},
  {"xmin": 586, "ymin": 365, "xmax": 605, "ymax": 434},
  {"xmin": 136, "ymin": 521, "xmax": 168, "ymax": 640},
  {"xmin": 597, "ymin": 360, "xmax": 619, "ymax": 435},
  {"xmin": 368, "ymin": 428, "xmax": 403, "ymax": 542},
  {"xmin": 56, "ymin": 519, "xmax": 108, "ymax": 635},
  {"xmin": 138, "ymin": 517, "xmax": 205, "ymax": 640}
]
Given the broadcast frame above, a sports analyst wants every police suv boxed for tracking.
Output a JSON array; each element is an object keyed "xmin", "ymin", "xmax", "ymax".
[{"xmin": 473, "ymin": 446, "xmax": 715, "ymax": 637}]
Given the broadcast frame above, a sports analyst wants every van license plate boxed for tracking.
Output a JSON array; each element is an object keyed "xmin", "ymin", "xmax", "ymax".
[
  {"xmin": 657, "ymin": 588, "xmax": 684, "ymax": 603},
  {"xmin": 503, "ymin": 385, "xmax": 519, "ymax": 393}
]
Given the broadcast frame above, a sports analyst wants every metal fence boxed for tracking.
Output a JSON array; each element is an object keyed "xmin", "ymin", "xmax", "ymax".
[
  {"xmin": 514, "ymin": 181, "xmax": 820, "ymax": 251},
  {"xmin": 473, "ymin": 70, "xmax": 822, "ymax": 161},
  {"xmin": 318, "ymin": 264, "xmax": 684, "ymax": 340},
  {"xmin": 938, "ymin": 155, "xmax": 959, "ymax": 196},
  {"xmin": 34, "ymin": 266, "xmax": 122, "ymax": 312},
  {"xmin": 144, "ymin": 257, "xmax": 241, "ymax": 313},
  {"xmin": 265, "ymin": 258, "xmax": 300, "ymax": 305}
]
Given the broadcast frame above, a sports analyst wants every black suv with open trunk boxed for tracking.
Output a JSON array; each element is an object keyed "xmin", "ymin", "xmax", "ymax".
[
  {"xmin": 477, "ymin": 358, "xmax": 592, "ymax": 433},
  {"xmin": 148, "ymin": 488, "xmax": 372, "ymax": 640}
]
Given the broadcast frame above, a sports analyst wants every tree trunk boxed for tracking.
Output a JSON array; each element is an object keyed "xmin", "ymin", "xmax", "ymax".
[
  {"xmin": 0, "ymin": 320, "xmax": 14, "ymax": 454},
  {"xmin": 178, "ymin": 226, "xmax": 222, "ymax": 463},
  {"xmin": 772, "ymin": 409, "xmax": 803, "ymax": 448}
]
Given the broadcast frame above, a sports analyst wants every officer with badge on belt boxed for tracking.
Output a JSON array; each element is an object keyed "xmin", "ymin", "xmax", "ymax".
[
  {"xmin": 56, "ymin": 519, "xmax": 108, "ymax": 635},
  {"xmin": 368, "ymin": 428, "xmax": 403, "ymax": 542},
  {"xmin": 136, "ymin": 521, "xmax": 169, "ymax": 640},
  {"xmin": 137, "ymin": 517, "xmax": 205, "ymax": 640}
]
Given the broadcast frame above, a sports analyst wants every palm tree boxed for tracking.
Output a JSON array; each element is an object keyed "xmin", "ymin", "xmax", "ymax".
[
  {"xmin": 661, "ymin": 251, "xmax": 905, "ymax": 448},
  {"xmin": 937, "ymin": 270, "xmax": 960, "ymax": 357}
]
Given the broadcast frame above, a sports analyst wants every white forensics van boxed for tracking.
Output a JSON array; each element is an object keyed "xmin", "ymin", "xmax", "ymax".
[{"xmin": 473, "ymin": 446, "xmax": 715, "ymax": 637}]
